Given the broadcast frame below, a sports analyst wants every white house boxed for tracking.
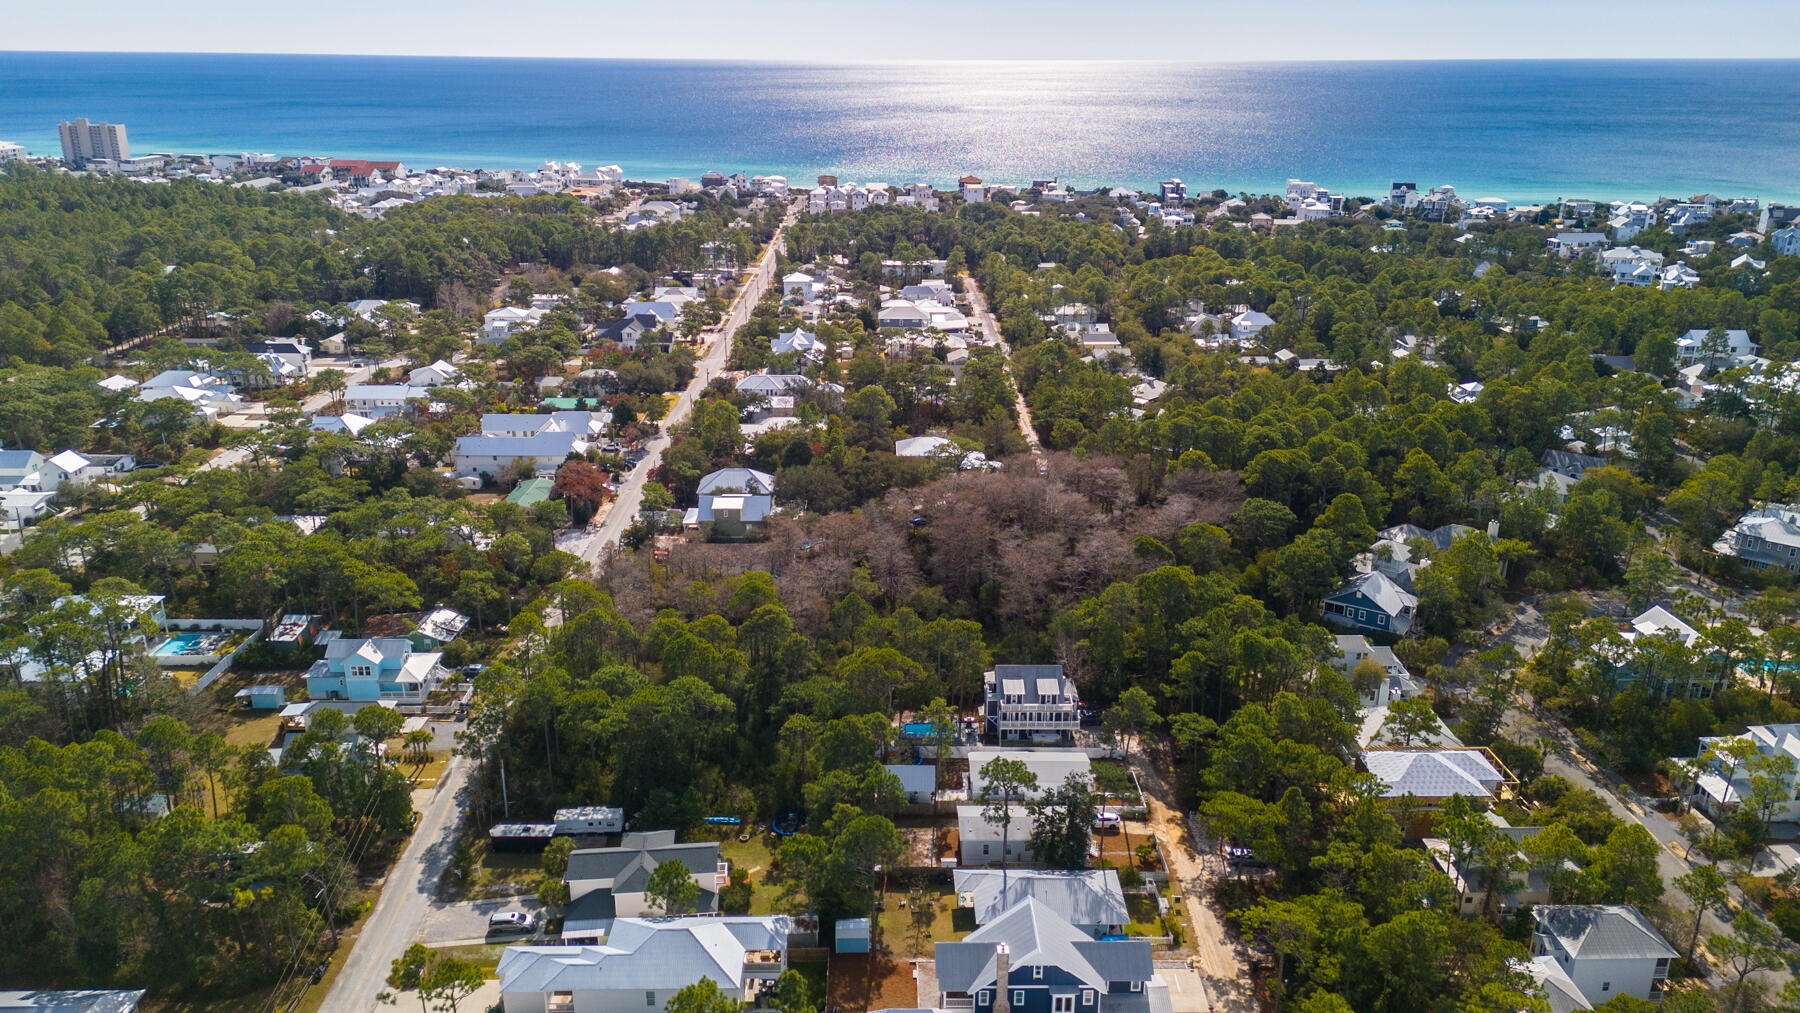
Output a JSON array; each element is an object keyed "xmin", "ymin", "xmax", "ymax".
[
  {"xmin": 957, "ymin": 804, "xmax": 1038, "ymax": 866},
  {"xmin": 1230, "ymin": 310, "xmax": 1275, "ymax": 342},
  {"xmin": 498, "ymin": 915, "xmax": 786, "ymax": 1013},
  {"xmin": 1548, "ymin": 232, "xmax": 1608, "ymax": 257},
  {"xmin": 409, "ymin": 359, "xmax": 460, "ymax": 386},
  {"xmin": 1674, "ymin": 328, "xmax": 1757, "ymax": 368},
  {"xmin": 1332, "ymin": 635, "xmax": 1415, "ymax": 709},
  {"xmin": 782, "ymin": 272, "xmax": 819, "ymax": 301},
  {"xmin": 772, "ymin": 328, "xmax": 825, "ymax": 361},
  {"xmin": 1529, "ymin": 906, "xmax": 1674, "ymax": 1007},
  {"xmin": 344, "ymin": 384, "xmax": 429, "ymax": 418},
  {"xmin": 1677, "ymin": 722, "xmax": 1800, "ymax": 823},
  {"xmin": 481, "ymin": 306, "xmax": 548, "ymax": 344},
  {"xmin": 966, "ymin": 749, "xmax": 1092, "ymax": 801},
  {"xmin": 1773, "ymin": 226, "xmax": 1800, "ymax": 258},
  {"xmin": 0, "ymin": 450, "xmax": 49, "ymax": 493},
  {"xmin": 454, "ymin": 431, "xmax": 584, "ymax": 481}
]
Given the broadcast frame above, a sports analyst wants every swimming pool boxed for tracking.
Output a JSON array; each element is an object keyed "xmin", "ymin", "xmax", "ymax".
[{"xmin": 153, "ymin": 632, "xmax": 232, "ymax": 657}]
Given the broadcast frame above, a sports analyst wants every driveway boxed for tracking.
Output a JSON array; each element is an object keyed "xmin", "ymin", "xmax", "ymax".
[{"xmin": 419, "ymin": 898, "xmax": 545, "ymax": 946}]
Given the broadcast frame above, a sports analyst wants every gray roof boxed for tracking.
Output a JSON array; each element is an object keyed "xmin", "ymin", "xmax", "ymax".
[
  {"xmin": 1329, "ymin": 570, "xmax": 1418, "ymax": 616},
  {"xmin": 697, "ymin": 468, "xmax": 775, "ymax": 496},
  {"xmin": 1534, "ymin": 905, "xmax": 1676, "ymax": 961},
  {"xmin": 1362, "ymin": 749, "xmax": 1503, "ymax": 799},
  {"xmin": 1541, "ymin": 450, "xmax": 1606, "ymax": 477},
  {"xmin": 566, "ymin": 835, "xmax": 722, "ymax": 896},
  {"xmin": 936, "ymin": 899, "xmax": 1151, "ymax": 994},
  {"xmin": 0, "ymin": 992, "xmax": 145, "ymax": 1013},
  {"xmin": 953, "ymin": 869, "xmax": 1128, "ymax": 928},
  {"xmin": 455, "ymin": 431, "xmax": 580, "ymax": 458},
  {"xmin": 498, "ymin": 916, "xmax": 788, "ymax": 995}
]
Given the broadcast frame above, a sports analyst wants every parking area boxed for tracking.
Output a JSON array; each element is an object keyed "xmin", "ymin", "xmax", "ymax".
[{"xmin": 418, "ymin": 897, "xmax": 545, "ymax": 946}]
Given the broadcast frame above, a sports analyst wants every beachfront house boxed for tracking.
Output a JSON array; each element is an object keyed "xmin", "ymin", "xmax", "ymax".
[{"xmin": 303, "ymin": 637, "xmax": 446, "ymax": 703}]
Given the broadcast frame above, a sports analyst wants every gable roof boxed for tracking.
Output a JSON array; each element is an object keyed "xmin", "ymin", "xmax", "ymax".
[
  {"xmin": 1328, "ymin": 570, "xmax": 1418, "ymax": 617},
  {"xmin": 935, "ymin": 899, "xmax": 1151, "ymax": 994},
  {"xmin": 953, "ymin": 869, "xmax": 1128, "ymax": 928},
  {"xmin": 1533, "ymin": 905, "xmax": 1676, "ymax": 961},
  {"xmin": 497, "ymin": 916, "xmax": 787, "ymax": 996}
]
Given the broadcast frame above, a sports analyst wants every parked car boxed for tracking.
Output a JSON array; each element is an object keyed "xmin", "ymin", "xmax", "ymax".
[
  {"xmin": 1093, "ymin": 811, "xmax": 1123, "ymax": 832},
  {"xmin": 488, "ymin": 911, "xmax": 537, "ymax": 935}
]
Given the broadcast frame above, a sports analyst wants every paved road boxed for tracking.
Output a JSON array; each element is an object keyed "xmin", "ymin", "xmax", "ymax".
[
  {"xmin": 571, "ymin": 196, "xmax": 803, "ymax": 572},
  {"xmin": 961, "ymin": 274, "xmax": 1043, "ymax": 460},
  {"xmin": 1491, "ymin": 602, "xmax": 1794, "ymax": 992},
  {"xmin": 317, "ymin": 755, "xmax": 470, "ymax": 1013}
]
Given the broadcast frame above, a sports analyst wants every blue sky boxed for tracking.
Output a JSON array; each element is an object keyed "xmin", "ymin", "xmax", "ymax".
[{"xmin": 8, "ymin": 0, "xmax": 1800, "ymax": 59}]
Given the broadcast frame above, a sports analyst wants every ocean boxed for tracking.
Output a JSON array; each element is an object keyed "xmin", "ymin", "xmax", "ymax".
[{"xmin": 3, "ymin": 53, "xmax": 1799, "ymax": 202}]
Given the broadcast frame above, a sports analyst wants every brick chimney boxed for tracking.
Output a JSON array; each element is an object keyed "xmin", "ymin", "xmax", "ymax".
[{"xmin": 993, "ymin": 943, "xmax": 1011, "ymax": 1013}]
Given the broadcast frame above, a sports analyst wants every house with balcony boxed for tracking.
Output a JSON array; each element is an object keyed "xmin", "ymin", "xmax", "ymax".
[
  {"xmin": 1675, "ymin": 723, "xmax": 1800, "ymax": 823},
  {"xmin": 497, "ymin": 915, "xmax": 788, "ymax": 1013},
  {"xmin": 1713, "ymin": 503, "xmax": 1800, "ymax": 572},
  {"xmin": 561, "ymin": 830, "xmax": 730, "ymax": 942},
  {"xmin": 983, "ymin": 664, "xmax": 1079, "ymax": 744},
  {"xmin": 1322, "ymin": 570, "xmax": 1417, "ymax": 636},
  {"xmin": 303, "ymin": 637, "xmax": 445, "ymax": 703},
  {"xmin": 932, "ymin": 899, "xmax": 1155, "ymax": 1013},
  {"xmin": 1529, "ymin": 905, "xmax": 1675, "ymax": 1007}
]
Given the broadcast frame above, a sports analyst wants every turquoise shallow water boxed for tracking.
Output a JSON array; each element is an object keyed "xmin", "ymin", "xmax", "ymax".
[{"xmin": 3, "ymin": 53, "xmax": 1798, "ymax": 202}]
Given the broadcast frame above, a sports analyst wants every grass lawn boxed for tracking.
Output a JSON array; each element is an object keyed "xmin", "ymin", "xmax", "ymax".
[
  {"xmin": 716, "ymin": 831, "xmax": 785, "ymax": 914},
  {"xmin": 221, "ymin": 711, "xmax": 285, "ymax": 752},
  {"xmin": 1123, "ymin": 889, "xmax": 1190, "ymax": 951},
  {"xmin": 401, "ymin": 750, "xmax": 451, "ymax": 788},
  {"xmin": 460, "ymin": 838, "xmax": 549, "ymax": 900},
  {"xmin": 428, "ymin": 943, "xmax": 511, "ymax": 973},
  {"xmin": 873, "ymin": 877, "xmax": 960, "ymax": 958}
]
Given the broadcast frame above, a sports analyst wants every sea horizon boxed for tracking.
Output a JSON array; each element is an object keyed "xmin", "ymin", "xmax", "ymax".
[{"xmin": 4, "ymin": 52, "xmax": 1799, "ymax": 203}]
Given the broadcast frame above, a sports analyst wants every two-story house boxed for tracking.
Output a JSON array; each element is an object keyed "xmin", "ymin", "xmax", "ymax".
[
  {"xmin": 952, "ymin": 870, "xmax": 1128, "ymax": 939},
  {"xmin": 303, "ymin": 637, "xmax": 445, "ymax": 703},
  {"xmin": 1713, "ymin": 503, "xmax": 1800, "ymax": 572},
  {"xmin": 1322, "ymin": 570, "xmax": 1417, "ymax": 637},
  {"xmin": 983, "ymin": 664, "xmax": 1079, "ymax": 744},
  {"xmin": 497, "ymin": 915, "xmax": 788, "ymax": 1013},
  {"xmin": 1676, "ymin": 723, "xmax": 1800, "ymax": 824},
  {"xmin": 1530, "ymin": 905, "xmax": 1675, "ymax": 1007},
  {"xmin": 561, "ymin": 831, "xmax": 729, "ymax": 943},
  {"xmin": 934, "ymin": 899, "xmax": 1154, "ymax": 1013}
]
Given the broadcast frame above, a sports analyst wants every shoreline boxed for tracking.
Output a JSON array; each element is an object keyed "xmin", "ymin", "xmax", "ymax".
[{"xmin": 6, "ymin": 135, "xmax": 1793, "ymax": 206}]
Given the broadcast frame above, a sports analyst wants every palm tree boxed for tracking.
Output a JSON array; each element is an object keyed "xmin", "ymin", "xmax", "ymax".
[{"xmin": 404, "ymin": 727, "xmax": 434, "ymax": 767}]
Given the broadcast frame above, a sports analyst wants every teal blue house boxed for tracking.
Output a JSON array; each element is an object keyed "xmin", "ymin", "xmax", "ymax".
[{"xmin": 304, "ymin": 637, "xmax": 445, "ymax": 703}]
